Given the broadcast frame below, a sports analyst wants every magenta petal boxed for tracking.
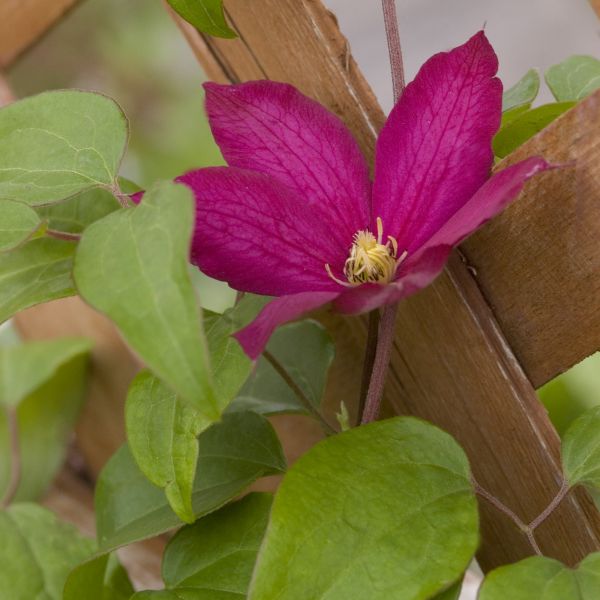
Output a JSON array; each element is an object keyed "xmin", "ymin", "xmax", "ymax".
[
  {"xmin": 408, "ymin": 157, "xmax": 551, "ymax": 259},
  {"xmin": 372, "ymin": 31, "xmax": 502, "ymax": 253},
  {"xmin": 235, "ymin": 291, "xmax": 339, "ymax": 359},
  {"xmin": 204, "ymin": 80, "xmax": 371, "ymax": 245},
  {"xmin": 333, "ymin": 251, "xmax": 449, "ymax": 314},
  {"xmin": 390, "ymin": 157, "xmax": 551, "ymax": 296},
  {"xmin": 179, "ymin": 167, "xmax": 346, "ymax": 296}
]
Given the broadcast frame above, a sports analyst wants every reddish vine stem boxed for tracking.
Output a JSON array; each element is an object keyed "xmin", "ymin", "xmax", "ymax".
[
  {"xmin": 473, "ymin": 477, "xmax": 572, "ymax": 556},
  {"xmin": 359, "ymin": 0, "xmax": 406, "ymax": 426},
  {"xmin": 1, "ymin": 408, "xmax": 21, "ymax": 509},
  {"xmin": 46, "ymin": 229, "xmax": 81, "ymax": 242},
  {"xmin": 528, "ymin": 480, "xmax": 570, "ymax": 531},
  {"xmin": 381, "ymin": 0, "xmax": 406, "ymax": 103},
  {"xmin": 361, "ymin": 303, "xmax": 399, "ymax": 424},
  {"xmin": 358, "ymin": 310, "xmax": 380, "ymax": 423}
]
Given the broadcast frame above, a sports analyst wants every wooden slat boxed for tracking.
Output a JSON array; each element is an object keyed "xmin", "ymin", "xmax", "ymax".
[
  {"xmin": 0, "ymin": 0, "xmax": 80, "ymax": 68},
  {"xmin": 590, "ymin": 0, "xmax": 600, "ymax": 18},
  {"xmin": 463, "ymin": 93, "xmax": 600, "ymax": 387},
  {"xmin": 172, "ymin": 0, "xmax": 600, "ymax": 570}
]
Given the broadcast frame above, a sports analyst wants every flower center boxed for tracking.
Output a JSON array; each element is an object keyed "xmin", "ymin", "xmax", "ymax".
[{"xmin": 326, "ymin": 217, "xmax": 407, "ymax": 287}]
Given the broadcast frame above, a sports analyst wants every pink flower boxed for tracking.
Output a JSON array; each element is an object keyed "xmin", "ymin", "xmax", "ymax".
[{"xmin": 180, "ymin": 32, "xmax": 549, "ymax": 359}]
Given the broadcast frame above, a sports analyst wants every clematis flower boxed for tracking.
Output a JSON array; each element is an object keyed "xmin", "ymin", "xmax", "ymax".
[{"xmin": 178, "ymin": 31, "xmax": 550, "ymax": 359}]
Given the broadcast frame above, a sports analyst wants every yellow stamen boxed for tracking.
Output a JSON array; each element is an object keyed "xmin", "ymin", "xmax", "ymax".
[{"xmin": 325, "ymin": 217, "xmax": 407, "ymax": 287}]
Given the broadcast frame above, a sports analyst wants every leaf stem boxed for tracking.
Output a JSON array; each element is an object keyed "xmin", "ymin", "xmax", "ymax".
[
  {"xmin": 528, "ymin": 480, "xmax": 570, "ymax": 531},
  {"xmin": 46, "ymin": 228, "xmax": 81, "ymax": 242},
  {"xmin": 381, "ymin": 0, "xmax": 406, "ymax": 103},
  {"xmin": 471, "ymin": 476, "xmax": 552, "ymax": 556},
  {"xmin": 263, "ymin": 350, "xmax": 337, "ymax": 435},
  {"xmin": 1, "ymin": 407, "xmax": 21, "ymax": 509},
  {"xmin": 358, "ymin": 310, "xmax": 380, "ymax": 424},
  {"xmin": 108, "ymin": 182, "xmax": 133, "ymax": 208},
  {"xmin": 361, "ymin": 303, "xmax": 398, "ymax": 424}
]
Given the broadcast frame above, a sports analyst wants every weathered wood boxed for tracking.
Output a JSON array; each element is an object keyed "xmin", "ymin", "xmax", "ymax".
[
  {"xmin": 463, "ymin": 92, "xmax": 600, "ymax": 387},
  {"xmin": 0, "ymin": 0, "xmax": 80, "ymax": 68},
  {"xmin": 172, "ymin": 0, "xmax": 600, "ymax": 570}
]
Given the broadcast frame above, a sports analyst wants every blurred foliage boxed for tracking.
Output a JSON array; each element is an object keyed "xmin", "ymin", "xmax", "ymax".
[
  {"xmin": 8, "ymin": 0, "xmax": 233, "ymax": 311},
  {"xmin": 8, "ymin": 0, "xmax": 223, "ymax": 187},
  {"xmin": 539, "ymin": 353, "xmax": 600, "ymax": 436}
]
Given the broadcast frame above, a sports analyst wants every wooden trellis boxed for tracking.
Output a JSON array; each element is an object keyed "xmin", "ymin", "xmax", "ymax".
[{"xmin": 2, "ymin": 0, "xmax": 600, "ymax": 579}]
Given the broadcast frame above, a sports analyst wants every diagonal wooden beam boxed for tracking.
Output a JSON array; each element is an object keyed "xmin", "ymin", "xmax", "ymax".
[
  {"xmin": 170, "ymin": 0, "xmax": 600, "ymax": 570},
  {"xmin": 463, "ymin": 92, "xmax": 600, "ymax": 387},
  {"xmin": 0, "ymin": 0, "xmax": 80, "ymax": 68}
]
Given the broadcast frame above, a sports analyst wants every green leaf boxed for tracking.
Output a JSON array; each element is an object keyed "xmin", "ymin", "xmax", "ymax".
[
  {"xmin": 167, "ymin": 0, "xmax": 237, "ymax": 38},
  {"xmin": 126, "ymin": 371, "xmax": 210, "ymax": 524},
  {"xmin": 503, "ymin": 69, "xmax": 540, "ymax": 112},
  {"xmin": 74, "ymin": 181, "xmax": 217, "ymax": 418},
  {"xmin": 96, "ymin": 411, "xmax": 285, "ymax": 552},
  {"xmin": 228, "ymin": 320, "xmax": 335, "ymax": 416},
  {"xmin": 0, "ymin": 503, "xmax": 94, "ymax": 599},
  {"xmin": 125, "ymin": 302, "xmax": 255, "ymax": 524},
  {"xmin": 0, "ymin": 237, "xmax": 76, "ymax": 324},
  {"xmin": 546, "ymin": 55, "xmax": 600, "ymax": 102},
  {"xmin": 248, "ymin": 417, "xmax": 478, "ymax": 600},
  {"xmin": 133, "ymin": 493, "xmax": 273, "ymax": 599},
  {"xmin": 0, "ymin": 91, "xmax": 128, "ymax": 206},
  {"xmin": 0, "ymin": 339, "xmax": 91, "ymax": 501},
  {"xmin": 0, "ymin": 337, "xmax": 91, "ymax": 407},
  {"xmin": 64, "ymin": 553, "xmax": 134, "ymax": 600},
  {"xmin": 434, "ymin": 580, "xmax": 463, "ymax": 600},
  {"xmin": 37, "ymin": 187, "xmax": 121, "ymax": 234},
  {"xmin": 0, "ymin": 199, "xmax": 42, "ymax": 252},
  {"xmin": 562, "ymin": 406, "xmax": 600, "ymax": 489},
  {"xmin": 479, "ymin": 553, "xmax": 600, "ymax": 599},
  {"xmin": 204, "ymin": 305, "xmax": 253, "ymax": 409},
  {"xmin": 500, "ymin": 104, "xmax": 531, "ymax": 127},
  {"xmin": 493, "ymin": 102, "xmax": 575, "ymax": 158}
]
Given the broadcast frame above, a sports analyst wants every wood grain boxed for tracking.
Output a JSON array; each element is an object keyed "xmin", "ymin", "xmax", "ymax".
[
  {"xmin": 0, "ymin": 0, "xmax": 80, "ymax": 68},
  {"xmin": 463, "ymin": 92, "xmax": 600, "ymax": 387},
  {"xmin": 171, "ymin": 0, "xmax": 600, "ymax": 570}
]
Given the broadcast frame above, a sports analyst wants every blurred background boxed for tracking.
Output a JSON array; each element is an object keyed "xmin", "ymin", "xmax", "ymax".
[{"xmin": 3, "ymin": 0, "xmax": 600, "ymax": 582}]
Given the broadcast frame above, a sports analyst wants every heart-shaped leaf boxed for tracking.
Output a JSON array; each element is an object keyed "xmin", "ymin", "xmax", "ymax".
[
  {"xmin": 96, "ymin": 411, "xmax": 285, "ymax": 552},
  {"xmin": 478, "ymin": 553, "xmax": 600, "ymax": 599},
  {"xmin": 545, "ymin": 55, "xmax": 600, "ymax": 102},
  {"xmin": 132, "ymin": 493, "xmax": 273, "ymax": 599},
  {"xmin": 0, "ymin": 199, "xmax": 42, "ymax": 252},
  {"xmin": 75, "ymin": 181, "xmax": 217, "ymax": 419},
  {"xmin": 0, "ymin": 91, "xmax": 128, "ymax": 206},
  {"xmin": 248, "ymin": 417, "xmax": 478, "ymax": 599},
  {"xmin": 126, "ymin": 371, "xmax": 210, "ymax": 524},
  {"xmin": 0, "ymin": 237, "xmax": 76, "ymax": 324}
]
